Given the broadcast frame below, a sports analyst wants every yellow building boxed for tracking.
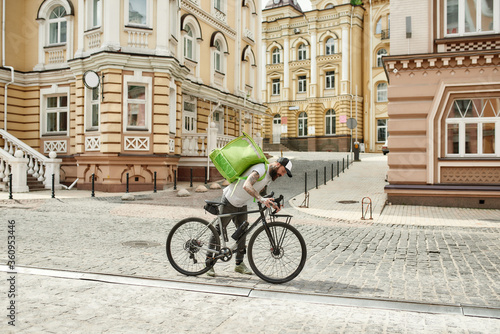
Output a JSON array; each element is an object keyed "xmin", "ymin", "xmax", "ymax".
[
  {"xmin": 0, "ymin": 0, "xmax": 266, "ymax": 192},
  {"xmin": 262, "ymin": 0, "xmax": 390, "ymax": 153},
  {"xmin": 384, "ymin": 0, "xmax": 500, "ymax": 208}
]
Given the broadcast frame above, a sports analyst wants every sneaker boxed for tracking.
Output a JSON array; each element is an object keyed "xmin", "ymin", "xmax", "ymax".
[
  {"xmin": 206, "ymin": 267, "xmax": 215, "ymax": 277},
  {"xmin": 234, "ymin": 262, "xmax": 253, "ymax": 275}
]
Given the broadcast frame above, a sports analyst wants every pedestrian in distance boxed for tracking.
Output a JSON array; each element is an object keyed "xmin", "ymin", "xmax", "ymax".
[{"xmin": 207, "ymin": 157, "xmax": 293, "ymax": 277}]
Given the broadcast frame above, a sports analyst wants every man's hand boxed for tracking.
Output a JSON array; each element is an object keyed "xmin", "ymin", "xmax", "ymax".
[{"xmin": 258, "ymin": 197, "xmax": 281, "ymax": 212}]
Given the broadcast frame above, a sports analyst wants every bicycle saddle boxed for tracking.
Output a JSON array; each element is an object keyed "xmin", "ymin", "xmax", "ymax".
[{"xmin": 205, "ymin": 200, "xmax": 224, "ymax": 206}]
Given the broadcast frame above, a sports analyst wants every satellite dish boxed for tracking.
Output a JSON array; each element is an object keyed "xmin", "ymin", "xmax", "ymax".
[{"xmin": 83, "ymin": 70, "xmax": 100, "ymax": 89}]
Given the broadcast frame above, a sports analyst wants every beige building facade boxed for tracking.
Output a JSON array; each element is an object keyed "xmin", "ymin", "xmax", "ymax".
[
  {"xmin": 0, "ymin": 0, "xmax": 266, "ymax": 192},
  {"xmin": 262, "ymin": 0, "xmax": 390, "ymax": 153},
  {"xmin": 384, "ymin": 0, "xmax": 500, "ymax": 208}
]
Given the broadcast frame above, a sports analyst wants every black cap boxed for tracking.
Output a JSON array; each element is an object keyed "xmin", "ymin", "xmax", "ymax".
[{"xmin": 277, "ymin": 157, "xmax": 293, "ymax": 177}]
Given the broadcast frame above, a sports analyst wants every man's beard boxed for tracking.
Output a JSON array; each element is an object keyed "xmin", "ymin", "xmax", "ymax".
[{"xmin": 269, "ymin": 166, "xmax": 279, "ymax": 181}]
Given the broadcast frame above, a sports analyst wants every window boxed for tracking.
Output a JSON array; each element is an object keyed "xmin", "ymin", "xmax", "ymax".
[
  {"xmin": 272, "ymin": 48, "xmax": 280, "ymax": 64},
  {"xmin": 377, "ymin": 82, "xmax": 388, "ymax": 102},
  {"xmin": 377, "ymin": 119, "xmax": 387, "ymax": 142},
  {"xmin": 298, "ymin": 75, "xmax": 307, "ymax": 93},
  {"xmin": 325, "ymin": 38, "xmax": 335, "ymax": 55},
  {"xmin": 46, "ymin": 95, "xmax": 68, "ymax": 134},
  {"xmin": 214, "ymin": 40, "xmax": 222, "ymax": 72},
  {"xmin": 183, "ymin": 98, "xmax": 197, "ymax": 133},
  {"xmin": 49, "ymin": 6, "xmax": 67, "ymax": 45},
  {"xmin": 88, "ymin": 87, "xmax": 100, "ymax": 129},
  {"xmin": 377, "ymin": 49, "xmax": 387, "ymax": 67},
  {"xmin": 272, "ymin": 79, "xmax": 280, "ymax": 95},
  {"xmin": 298, "ymin": 44, "xmax": 307, "ymax": 60},
  {"xmin": 325, "ymin": 109, "xmax": 336, "ymax": 135},
  {"xmin": 214, "ymin": 0, "xmax": 222, "ymax": 11},
  {"xmin": 325, "ymin": 4, "xmax": 334, "ymax": 9},
  {"xmin": 325, "ymin": 71, "xmax": 335, "ymax": 89},
  {"xmin": 90, "ymin": 0, "xmax": 101, "ymax": 28},
  {"xmin": 298, "ymin": 112, "xmax": 308, "ymax": 137},
  {"xmin": 375, "ymin": 18, "xmax": 382, "ymax": 34},
  {"xmin": 184, "ymin": 25, "xmax": 194, "ymax": 60},
  {"xmin": 127, "ymin": 85, "xmax": 147, "ymax": 129},
  {"xmin": 213, "ymin": 110, "xmax": 224, "ymax": 135},
  {"xmin": 273, "ymin": 114, "xmax": 281, "ymax": 125},
  {"xmin": 446, "ymin": 0, "xmax": 499, "ymax": 36},
  {"xmin": 446, "ymin": 98, "xmax": 500, "ymax": 157},
  {"xmin": 129, "ymin": 0, "xmax": 147, "ymax": 26}
]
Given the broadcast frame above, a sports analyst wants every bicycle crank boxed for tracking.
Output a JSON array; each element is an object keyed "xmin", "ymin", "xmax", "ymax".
[{"xmin": 215, "ymin": 247, "xmax": 233, "ymax": 262}]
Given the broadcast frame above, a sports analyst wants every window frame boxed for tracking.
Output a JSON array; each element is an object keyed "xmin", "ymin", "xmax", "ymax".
[
  {"xmin": 272, "ymin": 48, "xmax": 281, "ymax": 64},
  {"xmin": 184, "ymin": 25, "xmax": 194, "ymax": 60},
  {"xmin": 377, "ymin": 119, "xmax": 388, "ymax": 143},
  {"xmin": 298, "ymin": 112, "xmax": 308, "ymax": 137},
  {"xmin": 377, "ymin": 49, "xmax": 387, "ymax": 67},
  {"xmin": 86, "ymin": 86, "xmax": 100, "ymax": 131},
  {"xmin": 325, "ymin": 109, "xmax": 336, "ymax": 135},
  {"xmin": 377, "ymin": 82, "xmax": 388, "ymax": 102},
  {"xmin": 45, "ymin": 95, "xmax": 69, "ymax": 135},
  {"xmin": 298, "ymin": 75, "xmax": 307, "ymax": 93},
  {"xmin": 125, "ymin": 0, "xmax": 152, "ymax": 28},
  {"xmin": 214, "ymin": 40, "xmax": 222, "ymax": 72},
  {"xmin": 48, "ymin": 6, "xmax": 67, "ymax": 45},
  {"xmin": 325, "ymin": 71, "xmax": 335, "ymax": 89},
  {"xmin": 445, "ymin": 98, "xmax": 500, "ymax": 157},
  {"xmin": 325, "ymin": 38, "xmax": 335, "ymax": 55},
  {"xmin": 123, "ymin": 74, "xmax": 152, "ymax": 132},
  {"xmin": 88, "ymin": 0, "xmax": 102, "ymax": 29},
  {"xmin": 182, "ymin": 95, "xmax": 197, "ymax": 134},
  {"xmin": 298, "ymin": 44, "xmax": 307, "ymax": 61},
  {"xmin": 445, "ymin": 0, "xmax": 500, "ymax": 37},
  {"xmin": 272, "ymin": 78, "xmax": 281, "ymax": 96}
]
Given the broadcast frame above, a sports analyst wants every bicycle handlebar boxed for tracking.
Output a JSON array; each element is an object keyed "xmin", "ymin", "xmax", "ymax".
[{"xmin": 271, "ymin": 195, "xmax": 284, "ymax": 215}]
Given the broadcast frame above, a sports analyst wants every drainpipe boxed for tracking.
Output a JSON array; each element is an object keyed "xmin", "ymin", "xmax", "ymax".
[{"xmin": 2, "ymin": 0, "xmax": 14, "ymax": 131}]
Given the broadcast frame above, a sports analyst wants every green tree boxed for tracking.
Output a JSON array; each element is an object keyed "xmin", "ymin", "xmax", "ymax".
[{"xmin": 351, "ymin": 0, "xmax": 363, "ymax": 5}]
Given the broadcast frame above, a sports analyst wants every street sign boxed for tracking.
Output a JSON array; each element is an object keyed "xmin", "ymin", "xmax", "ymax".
[{"xmin": 346, "ymin": 118, "xmax": 357, "ymax": 129}]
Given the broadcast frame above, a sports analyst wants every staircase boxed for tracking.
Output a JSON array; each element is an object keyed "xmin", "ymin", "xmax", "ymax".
[
  {"xmin": 263, "ymin": 142, "xmax": 291, "ymax": 152},
  {"xmin": 27, "ymin": 175, "xmax": 46, "ymax": 191}
]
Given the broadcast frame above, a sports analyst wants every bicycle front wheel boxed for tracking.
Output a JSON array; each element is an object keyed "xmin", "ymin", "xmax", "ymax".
[
  {"xmin": 166, "ymin": 217, "xmax": 220, "ymax": 276},
  {"xmin": 248, "ymin": 222, "xmax": 307, "ymax": 284}
]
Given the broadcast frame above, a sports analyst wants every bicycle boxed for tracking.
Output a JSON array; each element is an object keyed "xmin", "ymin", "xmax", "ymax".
[{"xmin": 166, "ymin": 194, "xmax": 307, "ymax": 284}]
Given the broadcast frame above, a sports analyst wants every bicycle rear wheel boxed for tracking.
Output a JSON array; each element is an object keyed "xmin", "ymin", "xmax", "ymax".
[
  {"xmin": 248, "ymin": 222, "xmax": 307, "ymax": 284},
  {"xmin": 166, "ymin": 217, "xmax": 220, "ymax": 276}
]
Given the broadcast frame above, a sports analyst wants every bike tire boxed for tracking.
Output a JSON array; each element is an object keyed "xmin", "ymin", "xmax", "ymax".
[
  {"xmin": 166, "ymin": 217, "xmax": 220, "ymax": 276},
  {"xmin": 248, "ymin": 222, "xmax": 307, "ymax": 284}
]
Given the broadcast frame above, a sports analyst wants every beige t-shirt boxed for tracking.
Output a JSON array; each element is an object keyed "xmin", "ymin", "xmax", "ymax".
[{"xmin": 223, "ymin": 163, "xmax": 271, "ymax": 207}]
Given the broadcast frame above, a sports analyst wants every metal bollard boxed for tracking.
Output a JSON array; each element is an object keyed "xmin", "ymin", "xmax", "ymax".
[
  {"xmin": 126, "ymin": 172, "xmax": 129, "ymax": 193},
  {"xmin": 315, "ymin": 169, "xmax": 318, "ymax": 189},
  {"xmin": 190, "ymin": 168, "xmax": 193, "ymax": 187},
  {"xmin": 8, "ymin": 174, "xmax": 13, "ymax": 200},
  {"xmin": 347, "ymin": 156, "xmax": 350, "ymax": 169},
  {"xmin": 342, "ymin": 158, "xmax": 345, "ymax": 173},
  {"xmin": 324, "ymin": 166, "xmax": 326, "ymax": 185},
  {"xmin": 51, "ymin": 174, "xmax": 55, "ymax": 198},
  {"xmin": 174, "ymin": 170, "xmax": 177, "ymax": 190},
  {"xmin": 205, "ymin": 166, "xmax": 208, "ymax": 184},
  {"xmin": 154, "ymin": 171, "xmax": 157, "ymax": 193},
  {"xmin": 337, "ymin": 161, "xmax": 340, "ymax": 177},
  {"xmin": 91, "ymin": 173, "xmax": 95, "ymax": 197},
  {"xmin": 331, "ymin": 164, "xmax": 334, "ymax": 181}
]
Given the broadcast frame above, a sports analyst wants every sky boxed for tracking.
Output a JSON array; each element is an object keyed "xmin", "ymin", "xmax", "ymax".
[{"xmin": 262, "ymin": 0, "xmax": 312, "ymax": 11}]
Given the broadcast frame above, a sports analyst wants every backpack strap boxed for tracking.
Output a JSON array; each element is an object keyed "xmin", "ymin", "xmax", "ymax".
[{"xmin": 229, "ymin": 162, "xmax": 268, "ymax": 198}]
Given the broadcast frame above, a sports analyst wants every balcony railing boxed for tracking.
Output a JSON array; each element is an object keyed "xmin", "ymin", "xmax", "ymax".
[{"xmin": 381, "ymin": 29, "xmax": 390, "ymax": 40}]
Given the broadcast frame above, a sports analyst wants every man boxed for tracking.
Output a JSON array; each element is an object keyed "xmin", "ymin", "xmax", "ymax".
[{"xmin": 207, "ymin": 157, "xmax": 293, "ymax": 277}]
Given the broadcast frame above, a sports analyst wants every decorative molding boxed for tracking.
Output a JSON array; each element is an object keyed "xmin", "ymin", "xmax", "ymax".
[
  {"xmin": 181, "ymin": 0, "xmax": 236, "ymax": 39},
  {"xmin": 43, "ymin": 140, "xmax": 67, "ymax": 153},
  {"xmin": 124, "ymin": 136, "xmax": 150, "ymax": 151},
  {"xmin": 441, "ymin": 167, "xmax": 500, "ymax": 184},
  {"xmin": 85, "ymin": 136, "xmax": 100, "ymax": 151}
]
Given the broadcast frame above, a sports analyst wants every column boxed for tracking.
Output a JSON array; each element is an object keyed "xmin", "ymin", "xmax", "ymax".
[
  {"xmin": 102, "ymin": 0, "xmax": 121, "ymax": 49},
  {"xmin": 341, "ymin": 26, "xmax": 349, "ymax": 94}
]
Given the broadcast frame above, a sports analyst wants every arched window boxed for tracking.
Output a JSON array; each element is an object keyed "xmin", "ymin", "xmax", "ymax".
[
  {"xmin": 273, "ymin": 114, "xmax": 281, "ymax": 125},
  {"xmin": 325, "ymin": 38, "xmax": 335, "ymax": 55},
  {"xmin": 325, "ymin": 4, "xmax": 334, "ymax": 9},
  {"xmin": 298, "ymin": 112, "xmax": 308, "ymax": 137},
  {"xmin": 325, "ymin": 109, "xmax": 336, "ymax": 135},
  {"xmin": 214, "ymin": 40, "xmax": 222, "ymax": 72},
  {"xmin": 377, "ymin": 82, "xmax": 388, "ymax": 102},
  {"xmin": 375, "ymin": 18, "xmax": 382, "ymax": 34},
  {"xmin": 377, "ymin": 49, "xmax": 387, "ymax": 67},
  {"xmin": 298, "ymin": 44, "xmax": 307, "ymax": 60},
  {"xmin": 272, "ymin": 48, "xmax": 280, "ymax": 64},
  {"xmin": 49, "ymin": 6, "xmax": 67, "ymax": 45},
  {"xmin": 184, "ymin": 25, "xmax": 194, "ymax": 60}
]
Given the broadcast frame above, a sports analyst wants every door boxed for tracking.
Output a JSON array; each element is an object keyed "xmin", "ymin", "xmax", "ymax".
[{"xmin": 273, "ymin": 114, "xmax": 281, "ymax": 144}]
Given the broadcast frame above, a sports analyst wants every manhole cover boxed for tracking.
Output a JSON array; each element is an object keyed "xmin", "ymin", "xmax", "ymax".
[
  {"xmin": 337, "ymin": 200, "xmax": 359, "ymax": 204},
  {"xmin": 122, "ymin": 240, "xmax": 161, "ymax": 248}
]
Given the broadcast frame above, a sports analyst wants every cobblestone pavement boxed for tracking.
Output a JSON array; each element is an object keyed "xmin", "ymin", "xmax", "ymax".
[{"xmin": 1, "ymin": 152, "xmax": 500, "ymax": 332}]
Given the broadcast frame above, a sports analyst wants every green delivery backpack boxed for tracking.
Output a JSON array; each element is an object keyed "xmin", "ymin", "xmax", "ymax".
[{"xmin": 209, "ymin": 132, "xmax": 268, "ymax": 184}]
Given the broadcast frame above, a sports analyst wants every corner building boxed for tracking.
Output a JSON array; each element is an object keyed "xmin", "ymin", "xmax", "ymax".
[
  {"xmin": 384, "ymin": 0, "xmax": 500, "ymax": 208},
  {"xmin": 0, "ymin": 0, "xmax": 266, "ymax": 192}
]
